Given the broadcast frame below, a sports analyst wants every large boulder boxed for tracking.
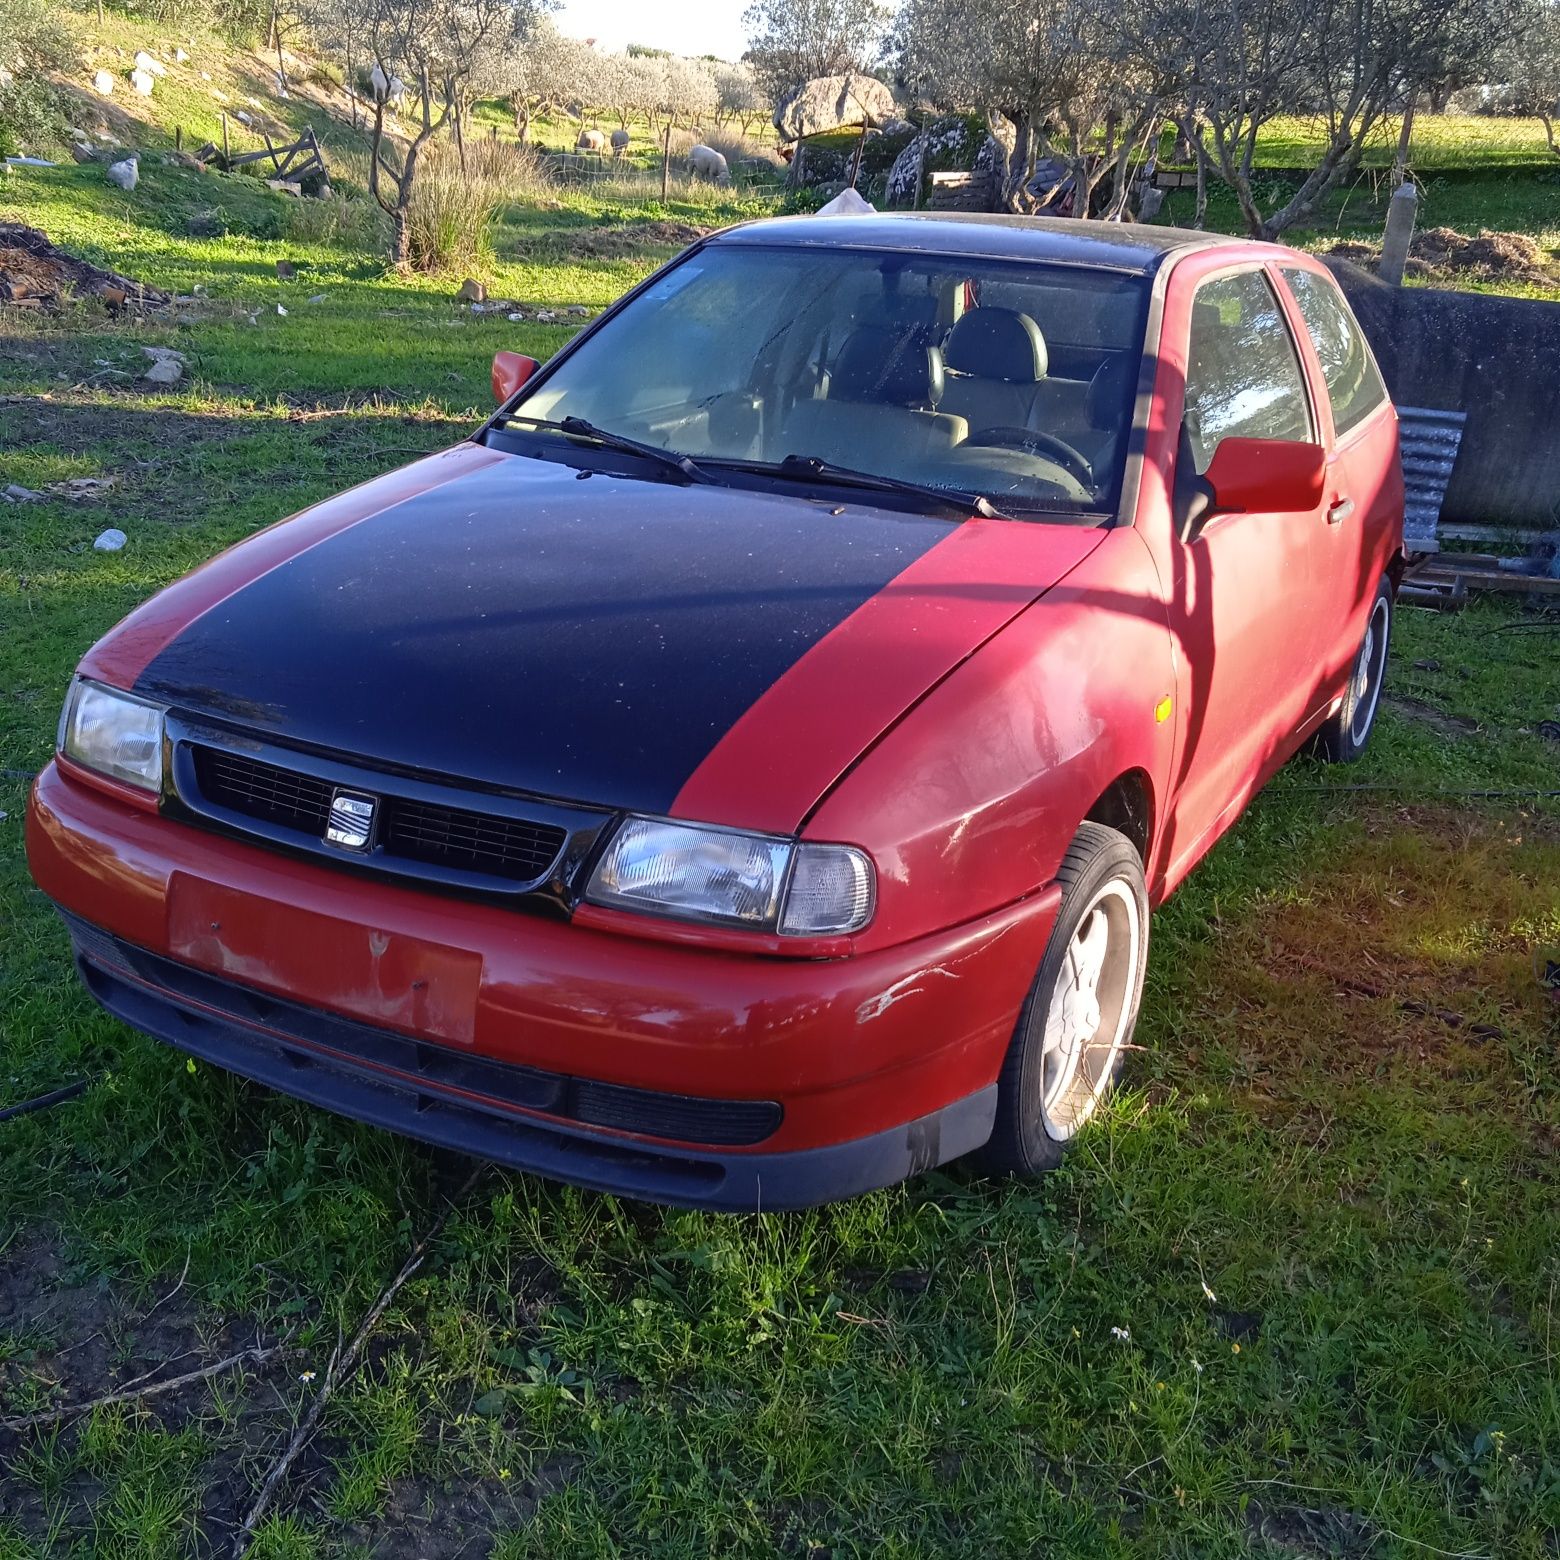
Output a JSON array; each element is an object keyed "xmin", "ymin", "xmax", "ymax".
[
  {"xmin": 885, "ymin": 115, "xmax": 997, "ymax": 206},
  {"xmin": 773, "ymin": 73, "xmax": 897, "ymax": 142}
]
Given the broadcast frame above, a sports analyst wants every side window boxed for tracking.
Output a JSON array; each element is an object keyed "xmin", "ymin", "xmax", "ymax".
[
  {"xmin": 1184, "ymin": 270, "xmax": 1313, "ymax": 473},
  {"xmin": 1283, "ymin": 267, "xmax": 1389, "ymax": 437}
]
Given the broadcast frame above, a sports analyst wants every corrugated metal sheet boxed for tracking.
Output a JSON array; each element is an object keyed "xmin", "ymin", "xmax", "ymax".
[{"xmin": 1397, "ymin": 405, "xmax": 1467, "ymax": 551}]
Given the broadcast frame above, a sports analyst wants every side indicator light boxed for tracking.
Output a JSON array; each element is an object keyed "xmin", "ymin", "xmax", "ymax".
[{"xmin": 1155, "ymin": 695, "xmax": 1173, "ymax": 724}]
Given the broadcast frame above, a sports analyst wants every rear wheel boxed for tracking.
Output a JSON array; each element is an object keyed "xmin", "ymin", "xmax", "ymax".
[
  {"xmin": 1316, "ymin": 578, "xmax": 1392, "ymax": 763},
  {"xmin": 977, "ymin": 822, "xmax": 1150, "ymax": 1176}
]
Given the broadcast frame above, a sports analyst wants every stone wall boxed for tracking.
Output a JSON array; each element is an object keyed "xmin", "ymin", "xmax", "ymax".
[{"xmin": 1324, "ymin": 259, "xmax": 1560, "ymax": 534}]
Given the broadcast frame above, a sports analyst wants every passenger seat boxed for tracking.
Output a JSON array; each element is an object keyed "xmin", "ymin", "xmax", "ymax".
[{"xmin": 779, "ymin": 325, "xmax": 968, "ymax": 472}]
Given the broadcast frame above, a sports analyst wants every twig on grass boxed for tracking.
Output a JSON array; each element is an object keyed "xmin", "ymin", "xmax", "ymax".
[
  {"xmin": 228, "ymin": 1165, "xmax": 484, "ymax": 1558},
  {"xmin": 0, "ymin": 1339, "xmax": 290, "ymax": 1431}
]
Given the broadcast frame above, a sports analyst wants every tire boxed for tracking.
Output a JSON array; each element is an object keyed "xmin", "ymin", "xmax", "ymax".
[
  {"xmin": 976, "ymin": 821, "xmax": 1150, "ymax": 1176},
  {"xmin": 1315, "ymin": 577, "xmax": 1392, "ymax": 763}
]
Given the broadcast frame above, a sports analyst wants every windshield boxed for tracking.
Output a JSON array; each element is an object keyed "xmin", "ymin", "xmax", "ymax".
[{"xmin": 510, "ymin": 243, "xmax": 1149, "ymax": 518}]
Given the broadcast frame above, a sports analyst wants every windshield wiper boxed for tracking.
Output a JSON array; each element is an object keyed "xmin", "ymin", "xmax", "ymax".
[
  {"xmin": 713, "ymin": 453, "xmax": 1018, "ymax": 520},
  {"xmin": 495, "ymin": 413, "xmax": 713, "ymax": 484}
]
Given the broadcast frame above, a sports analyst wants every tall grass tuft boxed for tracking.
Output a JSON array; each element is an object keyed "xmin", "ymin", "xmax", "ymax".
[{"xmin": 405, "ymin": 135, "xmax": 551, "ymax": 273}]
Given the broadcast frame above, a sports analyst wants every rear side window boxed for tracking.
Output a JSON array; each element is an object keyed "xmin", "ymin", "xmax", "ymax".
[
  {"xmin": 1282, "ymin": 267, "xmax": 1389, "ymax": 437},
  {"xmin": 1184, "ymin": 270, "xmax": 1312, "ymax": 472}
]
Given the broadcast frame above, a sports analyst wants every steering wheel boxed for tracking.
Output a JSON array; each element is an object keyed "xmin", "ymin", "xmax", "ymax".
[{"xmin": 968, "ymin": 426, "xmax": 1095, "ymax": 490}]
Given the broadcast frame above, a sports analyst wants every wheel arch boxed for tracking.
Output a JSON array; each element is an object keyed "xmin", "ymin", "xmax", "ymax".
[{"xmin": 1082, "ymin": 768, "xmax": 1156, "ymax": 866}]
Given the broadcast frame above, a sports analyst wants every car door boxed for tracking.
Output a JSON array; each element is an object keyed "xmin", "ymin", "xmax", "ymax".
[
  {"xmin": 1158, "ymin": 264, "xmax": 1334, "ymax": 877},
  {"xmin": 1275, "ymin": 263, "xmax": 1401, "ymax": 692}
]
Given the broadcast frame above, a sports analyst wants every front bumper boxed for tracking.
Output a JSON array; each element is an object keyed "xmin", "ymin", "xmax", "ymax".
[{"xmin": 27, "ymin": 762, "xmax": 1060, "ymax": 1208}]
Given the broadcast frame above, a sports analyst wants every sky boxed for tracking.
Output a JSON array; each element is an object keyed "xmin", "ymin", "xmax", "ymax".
[{"xmin": 552, "ymin": 0, "xmax": 751, "ymax": 62}]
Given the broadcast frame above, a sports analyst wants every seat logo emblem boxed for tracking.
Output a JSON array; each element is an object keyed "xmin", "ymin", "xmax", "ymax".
[{"xmin": 325, "ymin": 790, "xmax": 376, "ymax": 851}]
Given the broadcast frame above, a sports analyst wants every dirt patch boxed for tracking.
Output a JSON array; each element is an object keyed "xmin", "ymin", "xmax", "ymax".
[
  {"xmin": 1325, "ymin": 227, "xmax": 1559, "ymax": 288},
  {"xmin": 339, "ymin": 1458, "xmax": 583, "ymax": 1559},
  {"xmin": 0, "ymin": 223, "xmax": 171, "ymax": 312},
  {"xmin": 1247, "ymin": 1500, "xmax": 1374, "ymax": 1557},
  {"xmin": 561, "ymin": 218, "xmax": 711, "ymax": 258},
  {"xmin": 1382, "ymin": 692, "xmax": 1480, "ymax": 738}
]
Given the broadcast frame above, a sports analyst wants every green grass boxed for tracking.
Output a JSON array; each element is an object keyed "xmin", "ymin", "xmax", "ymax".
[{"xmin": 3, "ymin": 24, "xmax": 1560, "ymax": 1555}]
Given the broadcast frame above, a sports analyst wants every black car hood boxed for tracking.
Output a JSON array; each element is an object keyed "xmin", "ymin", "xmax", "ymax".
[{"xmin": 131, "ymin": 448, "xmax": 985, "ymax": 818}]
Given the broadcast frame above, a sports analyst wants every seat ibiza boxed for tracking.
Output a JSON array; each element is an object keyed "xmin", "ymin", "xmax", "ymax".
[{"xmin": 28, "ymin": 214, "xmax": 1404, "ymax": 1209}]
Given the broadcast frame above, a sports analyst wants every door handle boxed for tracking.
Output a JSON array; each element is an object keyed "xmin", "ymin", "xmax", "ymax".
[{"xmin": 1327, "ymin": 497, "xmax": 1355, "ymax": 525}]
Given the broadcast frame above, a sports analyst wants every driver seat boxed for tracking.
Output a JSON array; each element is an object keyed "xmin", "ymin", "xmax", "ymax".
[{"xmin": 936, "ymin": 308, "xmax": 1048, "ymax": 434}]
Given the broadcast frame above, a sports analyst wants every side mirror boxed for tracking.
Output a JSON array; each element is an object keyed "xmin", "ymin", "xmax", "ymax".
[
  {"xmin": 492, "ymin": 351, "xmax": 539, "ymax": 405},
  {"xmin": 1202, "ymin": 437, "xmax": 1327, "ymax": 518}
]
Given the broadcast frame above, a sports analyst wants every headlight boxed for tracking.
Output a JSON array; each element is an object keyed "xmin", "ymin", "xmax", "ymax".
[
  {"xmin": 59, "ymin": 678, "xmax": 165, "ymax": 793},
  {"xmin": 586, "ymin": 817, "xmax": 874, "ymax": 936}
]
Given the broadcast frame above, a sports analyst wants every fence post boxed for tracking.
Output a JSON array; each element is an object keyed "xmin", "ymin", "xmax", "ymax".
[
  {"xmin": 1379, "ymin": 181, "xmax": 1418, "ymax": 287},
  {"xmin": 221, "ymin": 111, "xmax": 230, "ymax": 166},
  {"xmin": 661, "ymin": 123, "xmax": 671, "ymax": 201}
]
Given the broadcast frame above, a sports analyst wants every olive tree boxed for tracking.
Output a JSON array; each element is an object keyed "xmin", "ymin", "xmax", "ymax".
[
  {"xmin": 328, "ymin": 0, "xmax": 540, "ymax": 264},
  {"xmin": 1491, "ymin": 0, "xmax": 1560, "ymax": 156},
  {"xmin": 741, "ymin": 0, "xmax": 889, "ymax": 101},
  {"xmin": 896, "ymin": 0, "xmax": 1162, "ymax": 216}
]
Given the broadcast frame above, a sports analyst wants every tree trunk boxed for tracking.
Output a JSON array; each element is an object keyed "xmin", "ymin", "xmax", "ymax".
[
  {"xmin": 1392, "ymin": 100, "xmax": 1415, "ymax": 188},
  {"xmin": 390, "ymin": 205, "xmax": 409, "ymax": 266},
  {"xmin": 1002, "ymin": 110, "xmax": 1032, "ymax": 212}
]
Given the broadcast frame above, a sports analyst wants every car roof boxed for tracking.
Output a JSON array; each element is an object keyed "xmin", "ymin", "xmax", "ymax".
[{"xmin": 709, "ymin": 211, "xmax": 1235, "ymax": 274}]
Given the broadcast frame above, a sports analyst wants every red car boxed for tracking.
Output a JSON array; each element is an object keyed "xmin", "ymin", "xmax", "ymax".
[{"xmin": 28, "ymin": 215, "xmax": 1403, "ymax": 1209}]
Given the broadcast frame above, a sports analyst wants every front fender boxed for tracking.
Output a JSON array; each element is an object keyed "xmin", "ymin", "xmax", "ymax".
[{"xmin": 806, "ymin": 528, "xmax": 1177, "ymax": 952}]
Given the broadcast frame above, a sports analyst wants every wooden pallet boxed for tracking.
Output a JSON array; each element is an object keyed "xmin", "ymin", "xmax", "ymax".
[
  {"xmin": 1402, "ymin": 551, "xmax": 1560, "ymax": 604},
  {"xmin": 194, "ymin": 124, "xmax": 327, "ymax": 188}
]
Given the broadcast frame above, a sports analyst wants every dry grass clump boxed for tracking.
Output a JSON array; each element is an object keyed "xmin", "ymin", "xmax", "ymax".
[{"xmin": 405, "ymin": 135, "xmax": 551, "ymax": 272}]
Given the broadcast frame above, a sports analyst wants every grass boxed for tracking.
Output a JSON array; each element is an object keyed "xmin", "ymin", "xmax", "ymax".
[{"xmin": 3, "ymin": 16, "xmax": 1560, "ymax": 1556}]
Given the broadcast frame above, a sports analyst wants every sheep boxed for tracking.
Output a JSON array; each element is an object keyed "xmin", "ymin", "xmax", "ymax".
[
  {"xmin": 576, "ymin": 129, "xmax": 606, "ymax": 154},
  {"xmin": 688, "ymin": 144, "xmax": 730, "ymax": 184},
  {"xmin": 368, "ymin": 63, "xmax": 405, "ymax": 109},
  {"xmin": 610, "ymin": 128, "xmax": 630, "ymax": 157}
]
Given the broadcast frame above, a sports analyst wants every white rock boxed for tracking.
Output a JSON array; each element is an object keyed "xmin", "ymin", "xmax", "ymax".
[
  {"xmin": 94, "ymin": 529, "xmax": 128, "ymax": 551},
  {"xmin": 4, "ymin": 483, "xmax": 45, "ymax": 503},
  {"xmin": 69, "ymin": 126, "xmax": 90, "ymax": 142},
  {"xmin": 307, "ymin": 292, "xmax": 327, "ymax": 303},
  {"xmin": 276, "ymin": 303, "xmax": 288, "ymax": 316},
  {"xmin": 134, "ymin": 50, "xmax": 168, "ymax": 77},
  {"xmin": 234, "ymin": 110, "xmax": 252, "ymax": 126},
  {"xmin": 130, "ymin": 68, "xmax": 155, "ymax": 96},
  {"xmin": 507, "ymin": 311, "xmax": 524, "ymax": 321},
  {"xmin": 142, "ymin": 350, "xmax": 184, "ymax": 385},
  {"xmin": 106, "ymin": 156, "xmax": 139, "ymax": 191},
  {"xmin": 5, "ymin": 156, "xmax": 56, "ymax": 167},
  {"xmin": 93, "ymin": 69, "xmax": 115, "ymax": 96},
  {"xmin": 175, "ymin": 48, "xmax": 189, "ymax": 63}
]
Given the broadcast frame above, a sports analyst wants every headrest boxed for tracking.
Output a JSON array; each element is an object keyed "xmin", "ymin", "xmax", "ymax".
[
  {"xmin": 830, "ymin": 326, "xmax": 934, "ymax": 405},
  {"xmin": 943, "ymin": 307, "xmax": 1048, "ymax": 382}
]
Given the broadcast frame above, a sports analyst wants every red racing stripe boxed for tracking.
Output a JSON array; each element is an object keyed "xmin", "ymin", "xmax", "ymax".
[
  {"xmin": 670, "ymin": 517, "xmax": 1105, "ymax": 835},
  {"xmin": 80, "ymin": 442, "xmax": 509, "ymax": 689}
]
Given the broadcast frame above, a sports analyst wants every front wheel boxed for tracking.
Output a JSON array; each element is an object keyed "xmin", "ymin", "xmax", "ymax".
[
  {"xmin": 1315, "ymin": 577, "xmax": 1393, "ymax": 763},
  {"xmin": 976, "ymin": 822, "xmax": 1150, "ymax": 1176}
]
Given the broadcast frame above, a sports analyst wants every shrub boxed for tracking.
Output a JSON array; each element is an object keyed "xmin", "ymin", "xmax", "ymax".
[
  {"xmin": 284, "ymin": 188, "xmax": 388, "ymax": 250},
  {"xmin": 404, "ymin": 135, "xmax": 550, "ymax": 273},
  {"xmin": 0, "ymin": 0, "xmax": 76, "ymax": 157}
]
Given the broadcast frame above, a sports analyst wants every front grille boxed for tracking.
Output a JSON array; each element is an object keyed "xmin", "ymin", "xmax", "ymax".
[
  {"xmin": 189, "ymin": 745, "xmax": 568, "ymax": 887},
  {"xmin": 381, "ymin": 795, "xmax": 565, "ymax": 882},
  {"xmin": 195, "ymin": 748, "xmax": 332, "ymax": 833},
  {"xmin": 62, "ymin": 914, "xmax": 783, "ymax": 1148}
]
